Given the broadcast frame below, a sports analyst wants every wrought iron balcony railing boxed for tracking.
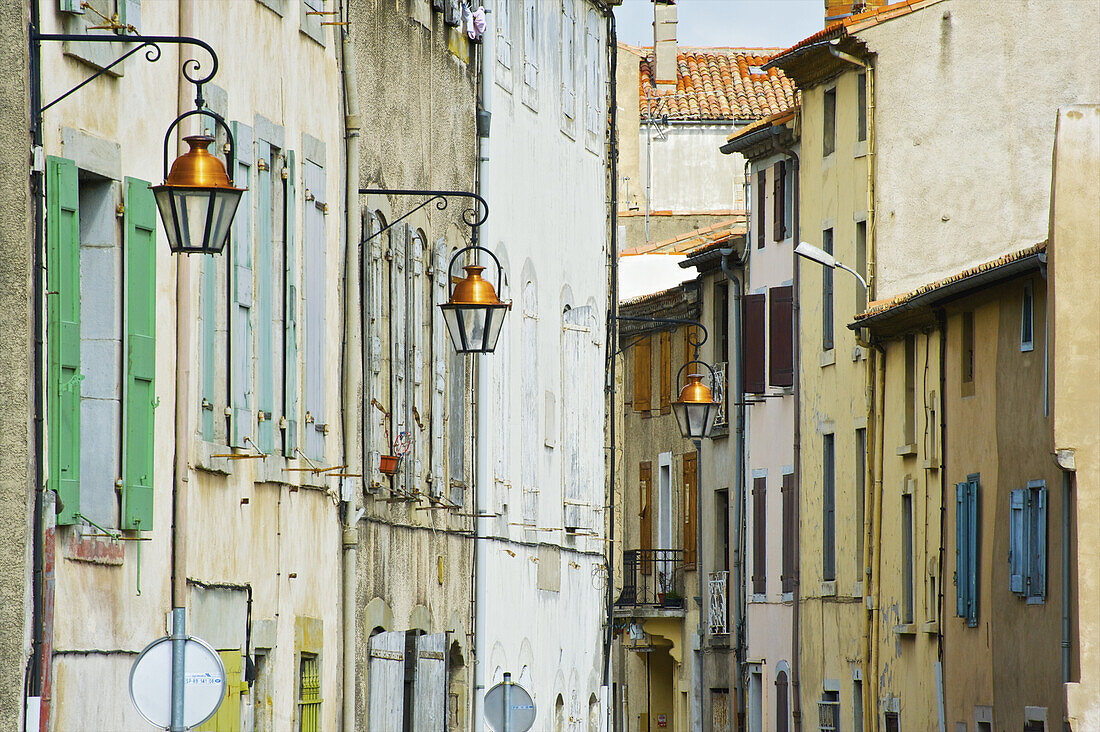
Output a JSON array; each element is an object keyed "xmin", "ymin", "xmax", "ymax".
[
  {"xmin": 616, "ymin": 549, "xmax": 686, "ymax": 609},
  {"xmin": 709, "ymin": 570, "xmax": 729, "ymax": 634}
]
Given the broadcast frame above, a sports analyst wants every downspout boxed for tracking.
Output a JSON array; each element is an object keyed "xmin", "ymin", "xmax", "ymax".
[
  {"xmin": 603, "ymin": 10, "xmax": 618, "ymax": 729},
  {"xmin": 936, "ymin": 309, "xmax": 948, "ymax": 732},
  {"xmin": 868, "ymin": 341, "xmax": 886, "ymax": 732},
  {"xmin": 862, "ymin": 60, "xmax": 877, "ymax": 732},
  {"xmin": 170, "ymin": 0, "xmax": 196, "ymax": 727},
  {"xmin": 339, "ymin": 24, "xmax": 362, "ymax": 732}
]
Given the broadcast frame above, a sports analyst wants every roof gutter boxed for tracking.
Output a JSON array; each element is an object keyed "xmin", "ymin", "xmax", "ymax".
[
  {"xmin": 762, "ymin": 39, "xmax": 836, "ymax": 71},
  {"xmin": 720, "ymin": 123, "xmax": 784, "ymax": 155}
]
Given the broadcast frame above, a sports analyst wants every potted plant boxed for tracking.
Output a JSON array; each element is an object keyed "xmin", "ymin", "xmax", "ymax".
[{"xmin": 379, "ymin": 431, "xmax": 411, "ymax": 476}]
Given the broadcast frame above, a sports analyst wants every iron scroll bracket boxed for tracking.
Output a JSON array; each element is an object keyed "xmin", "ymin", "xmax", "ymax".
[
  {"xmin": 614, "ymin": 315, "xmax": 709, "ymax": 359},
  {"xmin": 359, "ymin": 188, "xmax": 489, "ymax": 243}
]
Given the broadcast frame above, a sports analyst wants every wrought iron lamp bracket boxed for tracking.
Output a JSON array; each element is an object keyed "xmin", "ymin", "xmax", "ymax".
[
  {"xmin": 675, "ymin": 358, "xmax": 719, "ymax": 392},
  {"xmin": 614, "ymin": 315, "xmax": 709, "ymax": 359},
  {"xmin": 359, "ymin": 188, "xmax": 489, "ymax": 243}
]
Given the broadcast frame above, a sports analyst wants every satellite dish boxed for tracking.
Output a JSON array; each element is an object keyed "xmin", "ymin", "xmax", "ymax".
[
  {"xmin": 129, "ymin": 635, "xmax": 227, "ymax": 729},
  {"xmin": 484, "ymin": 673, "xmax": 537, "ymax": 732}
]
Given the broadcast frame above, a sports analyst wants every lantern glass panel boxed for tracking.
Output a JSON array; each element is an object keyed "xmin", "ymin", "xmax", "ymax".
[
  {"xmin": 154, "ymin": 186, "xmax": 242, "ymax": 254},
  {"xmin": 442, "ymin": 303, "xmax": 508, "ymax": 353},
  {"xmin": 673, "ymin": 400, "xmax": 716, "ymax": 439}
]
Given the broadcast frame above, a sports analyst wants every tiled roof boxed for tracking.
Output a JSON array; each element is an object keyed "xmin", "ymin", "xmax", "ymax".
[
  {"xmin": 620, "ymin": 217, "xmax": 746, "ymax": 256},
  {"xmin": 854, "ymin": 241, "xmax": 1047, "ymax": 323},
  {"xmin": 639, "ymin": 48, "xmax": 798, "ymax": 121},
  {"xmin": 725, "ymin": 105, "xmax": 798, "ymax": 144}
]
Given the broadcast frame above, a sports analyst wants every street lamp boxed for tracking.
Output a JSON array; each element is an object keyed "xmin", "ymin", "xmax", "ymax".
[
  {"xmin": 440, "ymin": 245, "xmax": 512, "ymax": 353},
  {"xmin": 794, "ymin": 241, "xmax": 868, "ymax": 290},
  {"xmin": 152, "ymin": 133, "xmax": 244, "ymax": 255},
  {"xmin": 672, "ymin": 361, "xmax": 721, "ymax": 439}
]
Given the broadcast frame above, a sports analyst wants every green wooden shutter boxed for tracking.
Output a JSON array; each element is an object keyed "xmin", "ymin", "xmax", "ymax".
[
  {"xmin": 255, "ymin": 139, "xmax": 274, "ymax": 453},
  {"xmin": 46, "ymin": 156, "xmax": 81, "ymax": 525},
  {"xmin": 283, "ymin": 150, "xmax": 299, "ymax": 458},
  {"xmin": 230, "ymin": 122, "xmax": 254, "ymax": 448},
  {"xmin": 121, "ymin": 177, "xmax": 157, "ymax": 530}
]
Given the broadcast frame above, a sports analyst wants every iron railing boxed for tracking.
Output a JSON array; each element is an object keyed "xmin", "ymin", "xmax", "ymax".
[
  {"xmin": 709, "ymin": 571, "xmax": 729, "ymax": 634},
  {"xmin": 617, "ymin": 550, "xmax": 686, "ymax": 608}
]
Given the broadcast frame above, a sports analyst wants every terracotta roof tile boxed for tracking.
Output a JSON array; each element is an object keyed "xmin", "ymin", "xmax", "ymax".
[{"xmin": 639, "ymin": 47, "xmax": 798, "ymax": 121}]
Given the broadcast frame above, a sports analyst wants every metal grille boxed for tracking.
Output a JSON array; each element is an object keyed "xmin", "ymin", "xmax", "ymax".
[
  {"xmin": 711, "ymin": 361, "xmax": 728, "ymax": 427},
  {"xmin": 709, "ymin": 571, "xmax": 729, "ymax": 634},
  {"xmin": 818, "ymin": 696, "xmax": 840, "ymax": 732},
  {"xmin": 298, "ymin": 655, "xmax": 322, "ymax": 732}
]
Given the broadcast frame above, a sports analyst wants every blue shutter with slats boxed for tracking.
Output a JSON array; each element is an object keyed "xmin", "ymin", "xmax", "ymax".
[
  {"xmin": 1009, "ymin": 488, "xmax": 1026, "ymax": 594},
  {"xmin": 254, "ymin": 139, "xmax": 274, "ymax": 453},
  {"xmin": 955, "ymin": 481, "xmax": 968, "ymax": 618},
  {"xmin": 1033, "ymin": 482, "xmax": 1047, "ymax": 599},
  {"xmin": 966, "ymin": 476, "xmax": 979, "ymax": 626},
  {"xmin": 230, "ymin": 122, "xmax": 254, "ymax": 448},
  {"xmin": 302, "ymin": 159, "xmax": 326, "ymax": 460},
  {"xmin": 283, "ymin": 150, "xmax": 298, "ymax": 458}
]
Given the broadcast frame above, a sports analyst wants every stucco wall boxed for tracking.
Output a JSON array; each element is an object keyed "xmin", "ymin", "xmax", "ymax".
[
  {"xmin": 0, "ymin": 2, "xmax": 31, "ymax": 729},
  {"xmin": 859, "ymin": 0, "xmax": 1100, "ymax": 299},
  {"xmin": 644, "ymin": 125, "xmax": 745, "ymax": 213}
]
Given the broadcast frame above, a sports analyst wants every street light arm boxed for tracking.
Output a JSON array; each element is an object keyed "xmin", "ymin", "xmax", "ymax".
[
  {"xmin": 835, "ymin": 261, "xmax": 869, "ymax": 292},
  {"xmin": 359, "ymin": 188, "xmax": 489, "ymax": 242}
]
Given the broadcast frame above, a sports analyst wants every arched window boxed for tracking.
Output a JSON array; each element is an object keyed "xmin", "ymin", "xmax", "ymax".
[
  {"xmin": 775, "ymin": 670, "xmax": 789, "ymax": 732},
  {"xmin": 520, "ymin": 280, "xmax": 539, "ymax": 525},
  {"xmin": 585, "ymin": 9, "xmax": 601, "ymax": 136},
  {"xmin": 561, "ymin": 0, "xmax": 576, "ymax": 120}
]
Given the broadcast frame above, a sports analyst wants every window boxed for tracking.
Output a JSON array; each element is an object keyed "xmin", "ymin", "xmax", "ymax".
[
  {"xmin": 300, "ymin": 0, "xmax": 326, "ymax": 46},
  {"xmin": 45, "ymin": 157, "xmax": 156, "ymax": 531},
  {"xmin": 756, "ymin": 167, "xmax": 767, "ymax": 248},
  {"xmin": 884, "ymin": 711, "xmax": 900, "ymax": 732},
  {"xmin": 769, "ymin": 286, "xmax": 794, "ymax": 387},
  {"xmin": 714, "ymin": 280, "xmax": 729, "ymax": 364},
  {"xmin": 683, "ymin": 452, "xmax": 698, "ymax": 568},
  {"xmin": 961, "ymin": 311, "xmax": 974, "ymax": 396},
  {"xmin": 743, "ymin": 293, "xmax": 766, "ymax": 393},
  {"xmin": 855, "ymin": 429, "xmax": 866, "ymax": 578},
  {"xmin": 956, "ymin": 474, "xmax": 980, "ymax": 626},
  {"xmin": 819, "ymin": 690, "xmax": 840, "ymax": 732},
  {"xmin": 752, "ymin": 474, "xmax": 766, "ymax": 594},
  {"xmin": 1021, "ymin": 282, "xmax": 1034, "ymax": 351},
  {"xmin": 823, "ymin": 435, "xmax": 835, "ymax": 581},
  {"xmin": 823, "ymin": 87, "xmax": 836, "ymax": 157},
  {"xmin": 522, "ymin": 0, "xmax": 538, "ymax": 105},
  {"xmin": 855, "ymin": 221, "xmax": 867, "ymax": 313},
  {"xmin": 302, "ymin": 155, "xmax": 327, "ymax": 460},
  {"xmin": 775, "ymin": 671, "xmax": 789, "ymax": 732},
  {"xmin": 853, "ymin": 679, "xmax": 863, "ymax": 732},
  {"xmin": 659, "ymin": 331, "xmax": 671, "ymax": 414},
  {"xmin": 298, "ymin": 654, "xmax": 321, "ymax": 732},
  {"xmin": 781, "ymin": 473, "xmax": 796, "ymax": 593},
  {"xmin": 520, "ymin": 280, "xmax": 538, "ymax": 524},
  {"xmin": 715, "ymin": 489, "xmax": 730, "ymax": 571},
  {"xmin": 857, "ymin": 73, "xmax": 867, "ymax": 142},
  {"xmin": 904, "ymin": 335, "xmax": 917, "ymax": 446},
  {"xmin": 585, "ymin": 10, "xmax": 601, "ymax": 139},
  {"xmin": 639, "ymin": 461, "xmax": 653, "ymax": 570},
  {"xmin": 822, "ymin": 228, "xmax": 834, "ymax": 351},
  {"xmin": 560, "ymin": 0, "xmax": 576, "ymax": 121},
  {"xmin": 632, "ymin": 336, "xmax": 651, "ymax": 412},
  {"xmin": 773, "ymin": 161, "xmax": 787, "ymax": 241},
  {"xmin": 1010, "ymin": 480, "xmax": 1048, "ymax": 602},
  {"xmin": 496, "ymin": 0, "xmax": 512, "ymax": 72},
  {"xmin": 902, "ymin": 491, "xmax": 915, "ymax": 624}
]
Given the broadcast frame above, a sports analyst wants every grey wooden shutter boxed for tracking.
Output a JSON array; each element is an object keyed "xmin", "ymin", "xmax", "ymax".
[
  {"xmin": 756, "ymin": 168, "xmax": 766, "ymax": 248},
  {"xmin": 773, "ymin": 161, "xmax": 786, "ymax": 241},
  {"xmin": 365, "ymin": 216, "xmax": 385, "ymax": 488},
  {"xmin": 413, "ymin": 633, "xmax": 448, "ymax": 730},
  {"xmin": 742, "ymin": 293, "xmax": 766, "ymax": 394},
  {"xmin": 391, "ymin": 223, "xmax": 407, "ymax": 493},
  {"xmin": 283, "ymin": 150, "xmax": 299, "ymax": 458},
  {"xmin": 431, "ymin": 239, "xmax": 448, "ymax": 498},
  {"xmin": 412, "ymin": 233, "xmax": 425, "ymax": 484},
  {"xmin": 367, "ymin": 631, "xmax": 406, "ymax": 731},
  {"xmin": 404, "ymin": 226, "xmax": 417, "ymax": 492},
  {"xmin": 1031, "ymin": 482, "xmax": 1047, "ymax": 599},
  {"xmin": 230, "ymin": 121, "xmax": 254, "ymax": 448},
  {"xmin": 255, "ymin": 138, "xmax": 275, "ymax": 453},
  {"xmin": 768, "ymin": 286, "xmax": 793, "ymax": 387},
  {"xmin": 1009, "ymin": 488, "xmax": 1026, "ymax": 594},
  {"xmin": 562, "ymin": 305, "xmax": 591, "ymax": 530},
  {"xmin": 956, "ymin": 481, "xmax": 969, "ymax": 618},
  {"xmin": 303, "ymin": 159, "xmax": 327, "ymax": 460},
  {"xmin": 520, "ymin": 282, "xmax": 539, "ymax": 524}
]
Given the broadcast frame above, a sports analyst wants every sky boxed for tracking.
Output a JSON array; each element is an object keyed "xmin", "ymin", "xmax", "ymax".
[{"xmin": 613, "ymin": 0, "xmax": 824, "ymax": 50}]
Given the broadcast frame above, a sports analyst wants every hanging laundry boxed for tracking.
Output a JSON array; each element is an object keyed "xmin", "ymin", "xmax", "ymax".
[{"xmin": 463, "ymin": 2, "xmax": 486, "ymax": 41}]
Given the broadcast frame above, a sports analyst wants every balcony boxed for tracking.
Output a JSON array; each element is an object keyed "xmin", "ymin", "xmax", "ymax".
[
  {"xmin": 709, "ymin": 571, "xmax": 729, "ymax": 635},
  {"xmin": 616, "ymin": 550, "xmax": 686, "ymax": 612}
]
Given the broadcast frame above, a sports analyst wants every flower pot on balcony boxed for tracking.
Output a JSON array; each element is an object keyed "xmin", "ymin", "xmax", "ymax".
[
  {"xmin": 661, "ymin": 593, "xmax": 683, "ymax": 609},
  {"xmin": 379, "ymin": 454, "xmax": 402, "ymax": 475}
]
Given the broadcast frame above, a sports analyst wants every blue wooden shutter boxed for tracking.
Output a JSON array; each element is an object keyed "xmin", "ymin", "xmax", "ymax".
[
  {"xmin": 200, "ymin": 250, "xmax": 217, "ymax": 440},
  {"xmin": 254, "ymin": 139, "xmax": 274, "ymax": 453},
  {"xmin": 230, "ymin": 122, "xmax": 254, "ymax": 448},
  {"xmin": 46, "ymin": 156, "xmax": 81, "ymax": 525},
  {"xmin": 1009, "ymin": 488, "xmax": 1026, "ymax": 594},
  {"xmin": 283, "ymin": 150, "xmax": 299, "ymax": 458},
  {"xmin": 302, "ymin": 159, "xmax": 326, "ymax": 460},
  {"xmin": 966, "ymin": 476, "xmax": 979, "ymax": 626},
  {"xmin": 121, "ymin": 177, "xmax": 157, "ymax": 530},
  {"xmin": 1033, "ymin": 482, "xmax": 1047, "ymax": 599},
  {"xmin": 955, "ymin": 481, "xmax": 968, "ymax": 618}
]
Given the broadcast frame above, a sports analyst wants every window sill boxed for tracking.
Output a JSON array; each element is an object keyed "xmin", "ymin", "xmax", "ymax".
[
  {"xmin": 896, "ymin": 443, "xmax": 918, "ymax": 457},
  {"xmin": 851, "ymin": 581, "xmax": 863, "ymax": 598},
  {"xmin": 819, "ymin": 349, "xmax": 836, "ymax": 368},
  {"xmin": 1026, "ymin": 596, "xmax": 1046, "ymax": 605},
  {"xmin": 852, "ymin": 140, "xmax": 868, "ymax": 158},
  {"xmin": 921, "ymin": 620, "xmax": 939, "ymax": 635},
  {"xmin": 820, "ymin": 581, "xmax": 837, "ymax": 597},
  {"xmin": 781, "ymin": 592, "xmax": 794, "ymax": 604},
  {"xmin": 63, "ymin": 529, "xmax": 125, "ymax": 566},
  {"xmin": 893, "ymin": 623, "xmax": 917, "ymax": 636},
  {"xmin": 922, "ymin": 457, "xmax": 941, "ymax": 471},
  {"xmin": 749, "ymin": 593, "xmax": 768, "ymax": 603}
]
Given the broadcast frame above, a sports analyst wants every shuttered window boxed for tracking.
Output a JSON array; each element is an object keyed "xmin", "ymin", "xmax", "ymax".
[
  {"xmin": 955, "ymin": 475, "xmax": 979, "ymax": 626},
  {"xmin": 432, "ymin": 239, "xmax": 450, "ymax": 498},
  {"xmin": 368, "ymin": 631, "xmax": 406, "ymax": 730},
  {"xmin": 756, "ymin": 168, "xmax": 766, "ymax": 248},
  {"xmin": 585, "ymin": 10, "xmax": 601, "ymax": 137},
  {"xmin": 633, "ymin": 336, "xmax": 651, "ymax": 412},
  {"xmin": 639, "ymin": 461, "xmax": 652, "ymax": 574},
  {"xmin": 283, "ymin": 151, "xmax": 299, "ymax": 457},
  {"xmin": 742, "ymin": 294, "xmax": 766, "ymax": 394},
  {"xmin": 752, "ymin": 476, "xmax": 766, "ymax": 594},
  {"xmin": 683, "ymin": 452, "xmax": 697, "ymax": 569},
  {"xmin": 773, "ymin": 161, "xmax": 786, "ymax": 241},
  {"xmin": 563, "ymin": 305, "xmax": 598, "ymax": 531},
  {"xmin": 522, "ymin": 0, "xmax": 538, "ymax": 97},
  {"xmin": 560, "ymin": 0, "xmax": 576, "ymax": 120},
  {"xmin": 496, "ymin": 0, "xmax": 512, "ymax": 71},
  {"xmin": 1009, "ymin": 481, "xmax": 1048, "ymax": 601},
  {"xmin": 520, "ymin": 281, "xmax": 538, "ymax": 525},
  {"xmin": 230, "ymin": 122, "xmax": 254, "ymax": 448},
  {"xmin": 769, "ymin": 286, "xmax": 793, "ymax": 387},
  {"xmin": 302, "ymin": 157, "xmax": 326, "ymax": 460},
  {"xmin": 254, "ymin": 139, "xmax": 277, "ymax": 454},
  {"xmin": 822, "ymin": 229, "xmax": 834, "ymax": 351},
  {"xmin": 659, "ymin": 331, "xmax": 671, "ymax": 414},
  {"xmin": 781, "ymin": 473, "xmax": 795, "ymax": 593},
  {"xmin": 413, "ymin": 634, "xmax": 448, "ymax": 729},
  {"xmin": 775, "ymin": 670, "xmax": 789, "ymax": 732},
  {"xmin": 823, "ymin": 434, "xmax": 835, "ymax": 581},
  {"xmin": 823, "ymin": 87, "xmax": 836, "ymax": 156}
]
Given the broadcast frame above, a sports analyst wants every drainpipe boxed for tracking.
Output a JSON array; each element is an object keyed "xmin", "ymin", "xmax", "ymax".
[
  {"xmin": 339, "ymin": 25, "xmax": 362, "ymax": 732},
  {"xmin": 868, "ymin": 340, "xmax": 886, "ymax": 732}
]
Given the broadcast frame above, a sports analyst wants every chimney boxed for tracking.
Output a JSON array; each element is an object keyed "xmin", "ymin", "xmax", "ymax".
[
  {"xmin": 825, "ymin": 0, "xmax": 888, "ymax": 23},
  {"xmin": 653, "ymin": 1, "xmax": 677, "ymax": 90}
]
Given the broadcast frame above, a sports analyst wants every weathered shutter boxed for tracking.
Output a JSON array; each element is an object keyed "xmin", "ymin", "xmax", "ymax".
[
  {"xmin": 431, "ymin": 240, "xmax": 448, "ymax": 497},
  {"xmin": 781, "ymin": 473, "xmax": 794, "ymax": 593},
  {"xmin": 769, "ymin": 286, "xmax": 793, "ymax": 387},
  {"xmin": 46, "ymin": 156, "xmax": 81, "ymax": 525},
  {"xmin": 303, "ymin": 160, "xmax": 326, "ymax": 460},
  {"xmin": 200, "ymin": 251, "xmax": 217, "ymax": 440},
  {"xmin": 520, "ymin": 282, "xmax": 538, "ymax": 523},
  {"xmin": 966, "ymin": 477, "xmax": 979, "ymax": 625},
  {"xmin": 255, "ymin": 139, "xmax": 275, "ymax": 453},
  {"xmin": 390, "ymin": 224, "xmax": 407, "ymax": 493},
  {"xmin": 404, "ymin": 226, "xmax": 417, "ymax": 492},
  {"xmin": 1009, "ymin": 488, "xmax": 1026, "ymax": 594},
  {"xmin": 411, "ymin": 233, "xmax": 425, "ymax": 483},
  {"xmin": 199, "ymin": 650, "xmax": 244, "ymax": 732},
  {"xmin": 444, "ymin": 0, "xmax": 460, "ymax": 27},
  {"xmin": 659, "ymin": 331, "xmax": 671, "ymax": 414},
  {"xmin": 367, "ymin": 631, "xmax": 406, "ymax": 731},
  {"xmin": 230, "ymin": 122, "xmax": 254, "ymax": 448},
  {"xmin": 756, "ymin": 168, "xmax": 766, "ymax": 248},
  {"xmin": 773, "ymin": 161, "xmax": 786, "ymax": 241},
  {"xmin": 1033, "ymin": 483, "xmax": 1047, "ymax": 599},
  {"xmin": 522, "ymin": 0, "xmax": 538, "ymax": 90},
  {"xmin": 560, "ymin": 0, "xmax": 575, "ymax": 118},
  {"xmin": 633, "ymin": 336, "xmax": 651, "ymax": 412},
  {"xmin": 365, "ymin": 219, "xmax": 385, "ymax": 488},
  {"xmin": 121, "ymin": 177, "xmax": 156, "ymax": 530},
  {"xmin": 563, "ymin": 305, "xmax": 593, "ymax": 530},
  {"xmin": 683, "ymin": 452, "xmax": 697, "ymax": 569},
  {"xmin": 496, "ymin": 0, "xmax": 512, "ymax": 69},
  {"xmin": 413, "ymin": 633, "xmax": 448, "ymax": 730},
  {"xmin": 742, "ymin": 293, "xmax": 766, "ymax": 394},
  {"xmin": 283, "ymin": 150, "xmax": 299, "ymax": 458},
  {"xmin": 493, "ymin": 268, "xmax": 511, "ymax": 511},
  {"xmin": 752, "ymin": 476, "xmax": 766, "ymax": 594},
  {"xmin": 585, "ymin": 11, "xmax": 600, "ymax": 135},
  {"xmin": 639, "ymin": 461, "xmax": 652, "ymax": 574},
  {"xmin": 955, "ymin": 481, "xmax": 969, "ymax": 617}
]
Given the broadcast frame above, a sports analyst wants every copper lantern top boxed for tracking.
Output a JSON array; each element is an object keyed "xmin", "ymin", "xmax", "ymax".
[
  {"xmin": 163, "ymin": 135, "xmax": 241, "ymax": 189},
  {"xmin": 676, "ymin": 373, "xmax": 715, "ymax": 405},
  {"xmin": 449, "ymin": 265, "xmax": 506, "ymax": 306}
]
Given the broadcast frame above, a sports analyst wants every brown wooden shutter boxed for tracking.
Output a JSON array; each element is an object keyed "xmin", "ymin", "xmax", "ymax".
[
  {"xmin": 639, "ymin": 461, "xmax": 652, "ymax": 574},
  {"xmin": 769, "ymin": 286, "xmax": 794, "ymax": 387},
  {"xmin": 743, "ymin": 294, "xmax": 766, "ymax": 393},
  {"xmin": 773, "ymin": 161, "xmax": 786, "ymax": 241},
  {"xmin": 752, "ymin": 476, "xmax": 766, "ymax": 594},
  {"xmin": 781, "ymin": 473, "xmax": 795, "ymax": 593},
  {"xmin": 756, "ymin": 168, "xmax": 767, "ymax": 249},
  {"xmin": 659, "ymin": 331, "xmax": 671, "ymax": 414},
  {"xmin": 683, "ymin": 452, "xmax": 698, "ymax": 569},
  {"xmin": 633, "ymin": 337, "xmax": 651, "ymax": 413}
]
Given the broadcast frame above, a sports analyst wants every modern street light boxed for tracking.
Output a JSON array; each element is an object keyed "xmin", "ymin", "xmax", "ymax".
[{"xmin": 795, "ymin": 240, "xmax": 868, "ymax": 290}]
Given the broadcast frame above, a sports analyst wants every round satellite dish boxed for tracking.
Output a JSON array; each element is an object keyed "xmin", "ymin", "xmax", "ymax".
[
  {"xmin": 484, "ymin": 679, "xmax": 537, "ymax": 732},
  {"xmin": 129, "ymin": 635, "xmax": 227, "ymax": 729}
]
